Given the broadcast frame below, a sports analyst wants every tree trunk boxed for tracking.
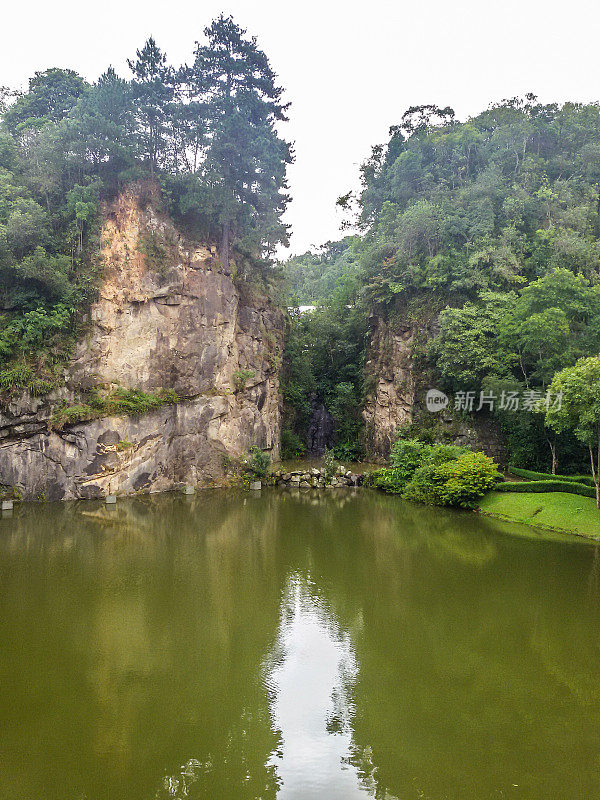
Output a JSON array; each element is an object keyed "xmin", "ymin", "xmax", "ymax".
[
  {"xmin": 549, "ymin": 439, "xmax": 557, "ymax": 475},
  {"xmin": 221, "ymin": 222, "xmax": 230, "ymax": 274},
  {"xmin": 597, "ymin": 425, "xmax": 600, "ymax": 509},
  {"xmin": 590, "ymin": 438, "xmax": 600, "ymax": 510}
]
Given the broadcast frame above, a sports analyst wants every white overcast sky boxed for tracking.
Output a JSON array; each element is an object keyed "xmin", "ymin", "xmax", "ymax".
[{"xmin": 1, "ymin": 0, "xmax": 600, "ymax": 254}]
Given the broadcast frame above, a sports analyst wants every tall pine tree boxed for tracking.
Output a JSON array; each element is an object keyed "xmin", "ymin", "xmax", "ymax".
[
  {"xmin": 191, "ymin": 15, "xmax": 292, "ymax": 270},
  {"xmin": 128, "ymin": 38, "xmax": 174, "ymax": 175}
]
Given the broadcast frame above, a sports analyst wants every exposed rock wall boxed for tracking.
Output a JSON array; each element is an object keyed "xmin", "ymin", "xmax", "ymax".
[
  {"xmin": 0, "ymin": 182, "xmax": 284, "ymax": 500},
  {"xmin": 362, "ymin": 310, "xmax": 506, "ymax": 464},
  {"xmin": 363, "ymin": 314, "xmax": 416, "ymax": 460},
  {"xmin": 306, "ymin": 398, "xmax": 334, "ymax": 456}
]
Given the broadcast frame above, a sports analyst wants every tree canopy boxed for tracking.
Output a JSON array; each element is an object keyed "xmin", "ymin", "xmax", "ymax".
[
  {"xmin": 356, "ymin": 97, "xmax": 600, "ymax": 306},
  {"xmin": 353, "ymin": 97, "xmax": 600, "ymax": 471},
  {"xmin": 545, "ymin": 357, "xmax": 600, "ymax": 506},
  {"xmin": 284, "ymin": 97, "xmax": 600, "ymax": 468},
  {"xmin": 0, "ymin": 15, "xmax": 291, "ymax": 384}
]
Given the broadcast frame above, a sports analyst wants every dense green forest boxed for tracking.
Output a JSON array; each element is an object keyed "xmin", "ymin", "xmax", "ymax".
[
  {"xmin": 0, "ymin": 15, "xmax": 290, "ymax": 390},
  {"xmin": 283, "ymin": 98, "xmax": 600, "ymax": 473},
  {"xmin": 280, "ymin": 237, "xmax": 367, "ymax": 459},
  {"xmin": 2, "ymin": 24, "xmax": 600, "ymax": 480},
  {"xmin": 283, "ymin": 236, "xmax": 362, "ymax": 305}
]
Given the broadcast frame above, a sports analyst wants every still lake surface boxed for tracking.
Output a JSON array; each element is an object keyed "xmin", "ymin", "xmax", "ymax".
[{"xmin": 1, "ymin": 489, "xmax": 600, "ymax": 800}]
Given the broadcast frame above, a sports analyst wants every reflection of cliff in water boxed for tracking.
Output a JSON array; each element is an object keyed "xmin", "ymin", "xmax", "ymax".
[
  {"xmin": 0, "ymin": 492, "xmax": 286, "ymax": 800},
  {"xmin": 307, "ymin": 397, "xmax": 334, "ymax": 455},
  {"xmin": 3, "ymin": 492, "xmax": 600, "ymax": 800}
]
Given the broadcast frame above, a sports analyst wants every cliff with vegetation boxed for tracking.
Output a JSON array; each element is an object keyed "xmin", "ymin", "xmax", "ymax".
[
  {"xmin": 282, "ymin": 99, "xmax": 600, "ymax": 473},
  {"xmin": 4, "ymin": 27, "xmax": 600, "ymax": 493},
  {"xmin": 362, "ymin": 312, "xmax": 416, "ymax": 458},
  {"xmin": 361, "ymin": 306, "xmax": 508, "ymax": 464},
  {"xmin": 0, "ymin": 182, "xmax": 284, "ymax": 499},
  {"xmin": 0, "ymin": 17, "xmax": 291, "ymax": 500}
]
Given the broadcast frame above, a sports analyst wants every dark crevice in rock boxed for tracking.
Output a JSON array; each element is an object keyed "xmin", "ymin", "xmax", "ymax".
[{"xmin": 307, "ymin": 397, "xmax": 334, "ymax": 456}]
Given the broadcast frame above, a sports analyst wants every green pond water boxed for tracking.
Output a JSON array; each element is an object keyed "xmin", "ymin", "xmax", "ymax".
[{"xmin": 1, "ymin": 489, "xmax": 600, "ymax": 800}]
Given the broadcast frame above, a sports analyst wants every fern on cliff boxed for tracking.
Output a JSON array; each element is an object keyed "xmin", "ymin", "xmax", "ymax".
[{"xmin": 48, "ymin": 387, "xmax": 180, "ymax": 430}]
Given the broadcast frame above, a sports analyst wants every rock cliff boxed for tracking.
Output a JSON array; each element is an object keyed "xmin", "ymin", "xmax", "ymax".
[
  {"xmin": 0, "ymin": 182, "xmax": 284, "ymax": 500},
  {"xmin": 363, "ymin": 309, "xmax": 506, "ymax": 464},
  {"xmin": 363, "ymin": 314, "xmax": 416, "ymax": 460}
]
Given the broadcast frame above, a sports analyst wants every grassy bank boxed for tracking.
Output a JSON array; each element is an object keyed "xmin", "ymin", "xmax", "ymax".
[{"xmin": 478, "ymin": 491, "xmax": 600, "ymax": 539}]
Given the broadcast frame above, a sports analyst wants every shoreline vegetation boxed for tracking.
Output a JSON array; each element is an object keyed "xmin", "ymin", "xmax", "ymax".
[
  {"xmin": 2, "ymin": 447, "xmax": 597, "ymax": 541},
  {"xmin": 478, "ymin": 491, "xmax": 600, "ymax": 540},
  {"xmin": 356, "ymin": 435, "xmax": 599, "ymax": 540},
  {"xmin": 478, "ymin": 465, "xmax": 600, "ymax": 539}
]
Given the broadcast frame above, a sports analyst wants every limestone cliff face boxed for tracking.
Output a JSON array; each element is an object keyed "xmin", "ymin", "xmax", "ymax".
[
  {"xmin": 0, "ymin": 182, "xmax": 284, "ymax": 500},
  {"xmin": 363, "ymin": 310, "xmax": 507, "ymax": 465},
  {"xmin": 363, "ymin": 314, "xmax": 416, "ymax": 460}
]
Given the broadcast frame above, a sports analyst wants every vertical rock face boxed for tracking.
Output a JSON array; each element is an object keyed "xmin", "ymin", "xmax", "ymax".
[
  {"xmin": 362, "ymin": 310, "xmax": 506, "ymax": 464},
  {"xmin": 306, "ymin": 398, "xmax": 334, "ymax": 455},
  {"xmin": 362, "ymin": 315, "xmax": 416, "ymax": 460},
  {"xmin": 0, "ymin": 182, "xmax": 285, "ymax": 500}
]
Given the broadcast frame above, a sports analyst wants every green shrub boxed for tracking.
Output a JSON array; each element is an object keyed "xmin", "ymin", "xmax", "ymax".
[
  {"xmin": 509, "ymin": 467, "xmax": 595, "ymax": 487},
  {"xmin": 0, "ymin": 364, "xmax": 33, "ymax": 392},
  {"xmin": 0, "ymin": 304, "xmax": 74, "ymax": 361},
  {"xmin": 49, "ymin": 403, "xmax": 97, "ymax": 429},
  {"xmin": 389, "ymin": 437, "xmax": 427, "ymax": 468},
  {"xmin": 28, "ymin": 377, "xmax": 57, "ymax": 396},
  {"xmin": 496, "ymin": 480, "xmax": 596, "ymax": 498},
  {"xmin": 363, "ymin": 467, "xmax": 407, "ymax": 493},
  {"xmin": 372, "ymin": 438, "xmax": 470, "ymax": 495},
  {"xmin": 322, "ymin": 448, "xmax": 337, "ymax": 479},
  {"xmin": 281, "ymin": 427, "xmax": 306, "ymax": 459},
  {"xmin": 333, "ymin": 440, "xmax": 362, "ymax": 461},
  {"xmin": 233, "ymin": 369, "xmax": 256, "ymax": 391},
  {"xmin": 387, "ymin": 439, "xmax": 429, "ymax": 488},
  {"xmin": 99, "ymin": 387, "xmax": 178, "ymax": 415},
  {"xmin": 424, "ymin": 443, "xmax": 468, "ymax": 466},
  {"xmin": 0, "ymin": 363, "xmax": 60, "ymax": 396},
  {"xmin": 48, "ymin": 386, "xmax": 179, "ymax": 429},
  {"xmin": 245, "ymin": 446, "xmax": 270, "ymax": 480},
  {"xmin": 361, "ymin": 470, "xmax": 378, "ymax": 488},
  {"xmin": 403, "ymin": 451, "xmax": 503, "ymax": 509}
]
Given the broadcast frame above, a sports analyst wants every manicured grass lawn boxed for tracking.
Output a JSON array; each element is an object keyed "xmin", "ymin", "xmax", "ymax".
[{"xmin": 479, "ymin": 491, "xmax": 600, "ymax": 539}]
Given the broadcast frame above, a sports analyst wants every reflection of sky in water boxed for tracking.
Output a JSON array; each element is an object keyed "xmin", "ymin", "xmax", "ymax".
[
  {"xmin": 7, "ymin": 493, "xmax": 600, "ymax": 800},
  {"xmin": 266, "ymin": 574, "xmax": 375, "ymax": 799}
]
